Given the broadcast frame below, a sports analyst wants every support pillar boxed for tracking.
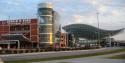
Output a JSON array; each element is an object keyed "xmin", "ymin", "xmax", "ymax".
[
  {"xmin": 7, "ymin": 43, "xmax": 10, "ymax": 49},
  {"xmin": 17, "ymin": 40, "xmax": 20, "ymax": 49}
]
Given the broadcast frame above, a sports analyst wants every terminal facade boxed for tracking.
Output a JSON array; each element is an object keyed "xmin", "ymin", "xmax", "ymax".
[
  {"xmin": 0, "ymin": 19, "xmax": 39, "ymax": 49},
  {"xmin": 0, "ymin": 3, "xmax": 124, "ymax": 49},
  {"xmin": 0, "ymin": 3, "xmax": 68, "ymax": 49}
]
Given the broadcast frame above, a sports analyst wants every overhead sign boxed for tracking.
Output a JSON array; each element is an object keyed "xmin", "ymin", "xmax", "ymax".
[{"xmin": 0, "ymin": 19, "xmax": 32, "ymax": 25}]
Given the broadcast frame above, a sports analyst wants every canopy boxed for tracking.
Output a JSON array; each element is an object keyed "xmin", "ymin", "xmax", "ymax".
[{"xmin": 1, "ymin": 34, "xmax": 31, "ymax": 42}]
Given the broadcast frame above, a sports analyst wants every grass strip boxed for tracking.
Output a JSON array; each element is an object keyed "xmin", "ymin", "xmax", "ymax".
[
  {"xmin": 108, "ymin": 54, "xmax": 125, "ymax": 59},
  {"xmin": 4, "ymin": 48, "xmax": 125, "ymax": 63}
]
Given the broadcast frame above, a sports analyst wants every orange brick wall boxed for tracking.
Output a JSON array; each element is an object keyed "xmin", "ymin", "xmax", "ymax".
[
  {"xmin": 0, "ymin": 21, "xmax": 9, "ymax": 36},
  {"xmin": 0, "ymin": 19, "xmax": 39, "ymax": 43},
  {"xmin": 60, "ymin": 33, "xmax": 68, "ymax": 48},
  {"xmin": 30, "ymin": 19, "xmax": 39, "ymax": 43}
]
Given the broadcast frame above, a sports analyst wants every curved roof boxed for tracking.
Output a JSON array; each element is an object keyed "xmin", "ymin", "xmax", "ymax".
[{"xmin": 63, "ymin": 24, "xmax": 124, "ymax": 40}]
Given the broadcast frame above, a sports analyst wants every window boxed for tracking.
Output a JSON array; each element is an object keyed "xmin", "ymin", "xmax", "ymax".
[
  {"xmin": 39, "ymin": 16, "xmax": 52, "ymax": 24},
  {"xmin": 39, "ymin": 25, "xmax": 53, "ymax": 33},
  {"xmin": 23, "ymin": 25, "xmax": 30, "ymax": 31},
  {"xmin": 38, "ymin": 8, "xmax": 52, "ymax": 15},
  {"xmin": 39, "ymin": 34, "xmax": 52, "ymax": 42}
]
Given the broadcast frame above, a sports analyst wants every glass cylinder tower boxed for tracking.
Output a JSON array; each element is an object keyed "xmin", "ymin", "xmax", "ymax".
[{"xmin": 38, "ymin": 3, "xmax": 54, "ymax": 48}]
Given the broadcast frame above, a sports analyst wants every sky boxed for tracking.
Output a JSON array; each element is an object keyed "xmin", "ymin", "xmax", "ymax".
[{"xmin": 0, "ymin": 0, "xmax": 125, "ymax": 40}]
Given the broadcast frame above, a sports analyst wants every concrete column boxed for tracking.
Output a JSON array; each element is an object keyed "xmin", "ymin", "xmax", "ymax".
[
  {"xmin": 114, "ymin": 42, "xmax": 115, "ymax": 47},
  {"xmin": 117, "ymin": 43, "xmax": 119, "ymax": 47},
  {"xmin": 7, "ymin": 43, "xmax": 10, "ymax": 49},
  {"xmin": 17, "ymin": 41, "xmax": 20, "ymax": 49},
  {"xmin": 107, "ymin": 37, "xmax": 111, "ymax": 47}
]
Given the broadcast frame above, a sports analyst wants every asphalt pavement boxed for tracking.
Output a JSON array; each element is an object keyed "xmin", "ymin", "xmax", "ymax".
[
  {"xmin": 34, "ymin": 56, "xmax": 125, "ymax": 63},
  {"xmin": 33, "ymin": 51, "xmax": 125, "ymax": 63},
  {"xmin": 0, "ymin": 47, "xmax": 123, "ymax": 61}
]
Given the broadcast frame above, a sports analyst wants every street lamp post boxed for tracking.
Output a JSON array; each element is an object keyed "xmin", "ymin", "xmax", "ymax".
[{"xmin": 96, "ymin": 12, "xmax": 101, "ymax": 47}]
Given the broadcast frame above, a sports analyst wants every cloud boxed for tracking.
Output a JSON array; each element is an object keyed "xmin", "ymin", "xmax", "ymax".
[
  {"xmin": 89, "ymin": 0, "xmax": 99, "ymax": 5},
  {"xmin": 6, "ymin": 1, "xmax": 20, "ymax": 6},
  {"xmin": 111, "ymin": 10, "xmax": 120, "ymax": 16},
  {"xmin": 58, "ymin": 8, "xmax": 66, "ymax": 13},
  {"xmin": 72, "ymin": 14, "xmax": 97, "ymax": 26},
  {"xmin": 113, "ymin": 31, "xmax": 125, "ymax": 40},
  {"xmin": 73, "ymin": 15, "xmax": 83, "ymax": 23},
  {"xmin": 0, "ymin": 0, "xmax": 124, "ymax": 40},
  {"xmin": 0, "ymin": 0, "xmax": 38, "ymax": 19},
  {"xmin": 53, "ymin": 0, "xmax": 64, "ymax": 2},
  {"xmin": 97, "ymin": 5, "xmax": 108, "ymax": 13}
]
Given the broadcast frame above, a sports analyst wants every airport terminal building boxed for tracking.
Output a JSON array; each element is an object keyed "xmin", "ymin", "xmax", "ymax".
[
  {"xmin": 0, "ymin": 3, "xmax": 60, "ymax": 49},
  {"xmin": 63, "ymin": 24, "xmax": 124, "ymax": 47},
  {"xmin": 0, "ymin": 3, "xmax": 124, "ymax": 49}
]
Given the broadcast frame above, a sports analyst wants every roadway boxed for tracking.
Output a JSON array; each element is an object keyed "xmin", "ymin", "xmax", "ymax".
[
  {"xmin": 0, "ymin": 47, "xmax": 123, "ymax": 61},
  {"xmin": 36, "ymin": 52, "xmax": 125, "ymax": 63}
]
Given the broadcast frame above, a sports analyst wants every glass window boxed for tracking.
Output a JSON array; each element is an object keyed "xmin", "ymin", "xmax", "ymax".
[
  {"xmin": 39, "ymin": 25, "xmax": 53, "ymax": 33},
  {"xmin": 38, "ymin": 8, "xmax": 52, "ymax": 15},
  {"xmin": 39, "ymin": 16, "xmax": 52, "ymax": 24},
  {"xmin": 23, "ymin": 25, "xmax": 30, "ymax": 31},
  {"xmin": 39, "ymin": 34, "xmax": 51, "ymax": 42}
]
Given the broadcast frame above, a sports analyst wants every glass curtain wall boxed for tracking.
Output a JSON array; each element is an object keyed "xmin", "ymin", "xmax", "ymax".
[{"xmin": 38, "ymin": 6, "xmax": 54, "ymax": 47}]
